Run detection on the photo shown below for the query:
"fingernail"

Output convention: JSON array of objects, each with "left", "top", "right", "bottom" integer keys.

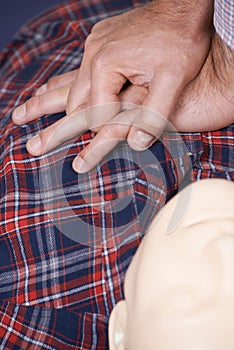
[
  {"left": 131, "top": 131, "right": 155, "bottom": 150},
  {"left": 27, "top": 135, "right": 42, "bottom": 153},
  {"left": 73, "top": 156, "right": 89, "bottom": 173},
  {"left": 36, "top": 84, "right": 47, "bottom": 96},
  {"left": 12, "top": 104, "right": 26, "bottom": 121}
]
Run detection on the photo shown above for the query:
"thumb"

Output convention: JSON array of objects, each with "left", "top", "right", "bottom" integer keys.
[{"left": 127, "top": 75, "right": 184, "bottom": 151}]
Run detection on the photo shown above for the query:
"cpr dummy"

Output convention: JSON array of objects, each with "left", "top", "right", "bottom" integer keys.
[{"left": 109, "top": 179, "right": 234, "bottom": 350}]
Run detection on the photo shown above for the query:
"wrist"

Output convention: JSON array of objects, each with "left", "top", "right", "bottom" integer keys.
[
  {"left": 212, "top": 33, "right": 234, "bottom": 84},
  {"left": 148, "top": 0, "right": 213, "bottom": 36}
]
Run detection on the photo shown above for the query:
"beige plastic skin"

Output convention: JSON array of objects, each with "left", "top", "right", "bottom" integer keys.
[{"left": 109, "top": 179, "right": 234, "bottom": 350}]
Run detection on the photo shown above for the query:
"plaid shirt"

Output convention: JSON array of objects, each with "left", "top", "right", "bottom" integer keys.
[
  {"left": 214, "top": 0, "right": 234, "bottom": 50},
  {"left": 0, "top": 0, "right": 234, "bottom": 349}
]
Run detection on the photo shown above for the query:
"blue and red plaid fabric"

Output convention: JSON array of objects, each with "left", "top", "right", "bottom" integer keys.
[
  {"left": 0, "top": 0, "right": 234, "bottom": 349},
  {"left": 214, "top": 0, "right": 234, "bottom": 50}
]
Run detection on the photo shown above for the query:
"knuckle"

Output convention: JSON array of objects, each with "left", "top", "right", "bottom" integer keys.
[
  {"left": 46, "top": 76, "right": 57, "bottom": 89},
  {"left": 25, "top": 96, "right": 40, "bottom": 116},
  {"left": 102, "top": 41, "right": 115, "bottom": 55},
  {"left": 91, "top": 54, "right": 103, "bottom": 71},
  {"left": 89, "top": 125, "right": 100, "bottom": 133},
  {"left": 40, "top": 123, "right": 59, "bottom": 148},
  {"left": 78, "top": 147, "right": 89, "bottom": 160},
  {"left": 90, "top": 20, "right": 105, "bottom": 33},
  {"left": 103, "top": 123, "right": 123, "bottom": 139},
  {"left": 58, "top": 85, "right": 70, "bottom": 99},
  {"left": 84, "top": 33, "right": 96, "bottom": 50},
  {"left": 91, "top": 50, "right": 108, "bottom": 71},
  {"left": 84, "top": 34, "right": 102, "bottom": 58}
]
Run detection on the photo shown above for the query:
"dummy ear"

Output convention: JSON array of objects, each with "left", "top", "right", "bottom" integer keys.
[{"left": 109, "top": 300, "right": 127, "bottom": 350}]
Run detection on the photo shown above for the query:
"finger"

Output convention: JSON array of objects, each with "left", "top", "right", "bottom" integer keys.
[
  {"left": 12, "top": 85, "right": 71, "bottom": 125},
  {"left": 35, "top": 70, "right": 78, "bottom": 96},
  {"left": 127, "top": 74, "right": 184, "bottom": 151},
  {"left": 66, "top": 31, "right": 116, "bottom": 115},
  {"left": 26, "top": 106, "right": 88, "bottom": 156},
  {"left": 66, "top": 67, "right": 91, "bottom": 115},
  {"left": 87, "top": 56, "right": 127, "bottom": 130},
  {"left": 66, "top": 33, "right": 101, "bottom": 115},
  {"left": 72, "top": 108, "right": 139, "bottom": 173},
  {"left": 119, "top": 84, "right": 147, "bottom": 105}
]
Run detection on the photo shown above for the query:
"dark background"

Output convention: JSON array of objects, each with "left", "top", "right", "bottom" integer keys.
[{"left": 0, "top": 1, "right": 69, "bottom": 51}]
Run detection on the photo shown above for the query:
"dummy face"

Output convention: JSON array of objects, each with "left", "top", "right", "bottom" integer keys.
[{"left": 109, "top": 179, "right": 234, "bottom": 350}]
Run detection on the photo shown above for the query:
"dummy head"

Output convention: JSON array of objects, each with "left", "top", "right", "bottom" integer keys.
[{"left": 109, "top": 179, "right": 234, "bottom": 350}]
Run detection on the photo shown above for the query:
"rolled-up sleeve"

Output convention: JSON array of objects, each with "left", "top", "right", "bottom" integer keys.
[{"left": 214, "top": 0, "right": 234, "bottom": 50}]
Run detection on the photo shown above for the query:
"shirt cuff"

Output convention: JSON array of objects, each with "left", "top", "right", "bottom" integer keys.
[{"left": 214, "top": 0, "right": 234, "bottom": 50}]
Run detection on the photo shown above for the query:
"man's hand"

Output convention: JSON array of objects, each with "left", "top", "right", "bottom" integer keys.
[{"left": 12, "top": 0, "right": 213, "bottom": 172}]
